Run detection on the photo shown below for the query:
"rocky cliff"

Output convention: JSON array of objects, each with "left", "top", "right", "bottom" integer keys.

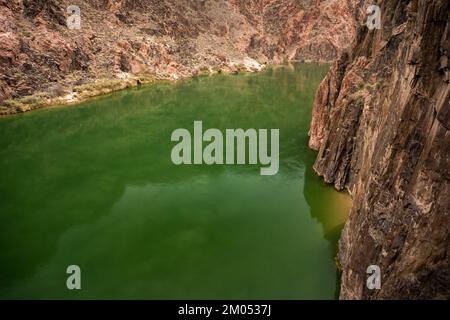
[
  {"left": 309, "top": 0, "right": 449, "bottom": 299},
  {"left": 0, "top": 0, "right": 359, "bottom": 114}
]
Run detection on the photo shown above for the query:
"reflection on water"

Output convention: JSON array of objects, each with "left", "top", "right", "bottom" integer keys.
[{"left": 0, "top": 64, "right": 351, "bottom": 299}]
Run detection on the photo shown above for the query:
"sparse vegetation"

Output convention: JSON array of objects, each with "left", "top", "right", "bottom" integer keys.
[
  {"left": 196, "top": 66, "right": 211, "bottom": 77},
  {"left": 0, "top": 74, "right": 157, "bottom": 115},
  {"left": 357, "top": 81, "right": 366, "bottom": 90},
  {"left": 233, "top": 63, "right": 248, "bottom": 74},
  {"left": 2, "top": 94, "right": 46, "bottom": 113}
]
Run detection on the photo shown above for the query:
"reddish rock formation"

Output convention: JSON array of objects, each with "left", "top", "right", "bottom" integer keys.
[
  {"left": 309, "top": 0, "right": 450, "bottom": 299},
  {"left": 0, "top": 0, "right": 359, "bottom": 112},
  {"left": 231, "top": 0, "right": 359, "bottom": 63}
]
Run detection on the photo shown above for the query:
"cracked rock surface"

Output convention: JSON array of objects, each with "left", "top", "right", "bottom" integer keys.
[{"left": 309, "top": 0, "right": 450, "bottom": 299}]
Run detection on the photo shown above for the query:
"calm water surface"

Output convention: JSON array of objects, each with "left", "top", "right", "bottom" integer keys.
[{"left": 0, "top": 64, "right": 351, "bottom": 299}]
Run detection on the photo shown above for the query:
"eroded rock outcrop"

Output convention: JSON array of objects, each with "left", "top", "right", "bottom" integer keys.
[
  {"left": 0, "top": 0, "right": 359, "bottom": 113},
  {"left": 309, "top": 0, "right": 450, "bottom": 299}
]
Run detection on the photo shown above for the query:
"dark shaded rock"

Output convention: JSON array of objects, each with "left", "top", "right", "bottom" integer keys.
[
  {"left": 309, "top": 0, "right": 450, "bottom": 299},
  {"left": 71, "top": 47, "right": 89, "bottom": 71},
  {"left": 23, "top": 0, "right": 65, "bottom": 26}
]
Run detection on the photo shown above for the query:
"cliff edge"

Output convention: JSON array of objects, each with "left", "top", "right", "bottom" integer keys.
[{"left": 309, "top": 0, "right": 449, "bottom": 299}]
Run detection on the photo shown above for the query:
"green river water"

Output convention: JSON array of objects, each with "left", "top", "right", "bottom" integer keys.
[{"left": 0, "top": 63, "right": 351, "bottom": 299}]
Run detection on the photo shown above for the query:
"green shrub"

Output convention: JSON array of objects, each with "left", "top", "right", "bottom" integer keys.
[{"left": 3, "top": 99, "right": 24, "bottom": 109}]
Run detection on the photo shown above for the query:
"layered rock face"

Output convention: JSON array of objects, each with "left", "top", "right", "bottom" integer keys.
[
  {"left": 0, "top": 0, "right": 359, "bottom": 110},
  {"left": 310, "top": 0, "right": 449, "bottom": 299},
  {"left": 230, "top": 0, "right": 359, "bottom": 62}
]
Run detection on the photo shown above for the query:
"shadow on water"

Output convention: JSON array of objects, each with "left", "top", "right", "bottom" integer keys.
[{"left": 302, "top": 140, "right": 352, "bottom": 299}]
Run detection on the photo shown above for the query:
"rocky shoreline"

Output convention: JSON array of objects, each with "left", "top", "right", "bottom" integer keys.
[
  {"left": 0, "top": 58, "right": 265, "bottom": 116},
  {"left": 1, "top": 0, "right": 361, "bottom": 115}
]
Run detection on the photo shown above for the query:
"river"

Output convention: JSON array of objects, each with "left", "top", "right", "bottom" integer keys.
[{"left": 0, "top": 63, "right": 351, "bottom": 299}]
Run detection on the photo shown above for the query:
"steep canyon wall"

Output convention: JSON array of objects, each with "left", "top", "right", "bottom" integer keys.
[
  {"left": 309, "top": 0, "right": 449, "bottom": 299},
  {"left": 0, "top": 0, "right": 359, "bottom": 113}
]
